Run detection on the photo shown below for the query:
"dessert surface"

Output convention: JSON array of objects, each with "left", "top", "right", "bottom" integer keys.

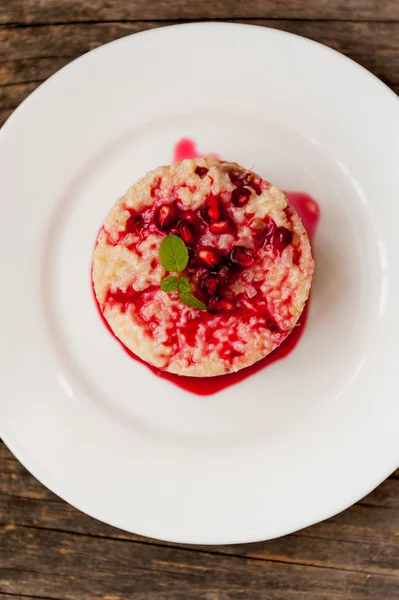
[{"left": 92, "top": 158, "right": 314, "bottom": 376}]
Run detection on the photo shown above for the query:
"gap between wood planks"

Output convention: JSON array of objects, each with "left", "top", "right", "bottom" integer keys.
[
  {"left": 1, "top": 523, "right": 399, "bottom": 580},
  {"left": 1, "top": 521, "right": 399, "bottom": 579},
  {"left": 0, "top": 592, "right": 61, "bottom": 600},
  {"left": 2, "top": 17, "right": 399, "bottom": 27},
  {"left": 3, "top": 82, "right": 398, "bottom": 90}
]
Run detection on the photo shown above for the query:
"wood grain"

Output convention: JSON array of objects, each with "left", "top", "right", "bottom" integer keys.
[
  {"left": 1, "top": 528, "right": 399, "bottom": 600},
  {"left": 1, "top": 0, "right": 399, "bottom": 24},
  {"left": 1, "top": 20, "right": 398, "bottom": 86},
  {"left": 0, "top": 1, "right": 398, "bottom": 598},
  {"left": 0, "top": 19, "right": 398, "bottom": 129},
  {"left": 0, "top": 596, "right": 40, "bottom": 600}
]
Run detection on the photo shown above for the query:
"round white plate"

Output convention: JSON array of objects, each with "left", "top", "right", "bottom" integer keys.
[{"left": 0, "top": 23, "right": 398, "bottom": 544}]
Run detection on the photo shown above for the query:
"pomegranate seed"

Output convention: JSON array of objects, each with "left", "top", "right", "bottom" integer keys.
[
  {"left": 232, "top": 186, "right": 251, "bottom": 207},
  {"left": 187, "top": 245, "right": 199, "bottom": 265},
  {"left": 201, "top": 196, "right": 220, "bottom": 221},
  {"left": 125, "top": 212, "right": 144, "bottom": 233},
  {"left": 273, "top": 227, "right": 293, "bottom": 250},
  {"left": 208, "top": 295, "right": 234, "bottom": 314},
  {"left": 246, "top": 175, "right": 262, "bottom": 195},
  {"left": 154, "top": 203, "right": 176, "bottom": 231},
  {"left": 195, "top": 267, "right": 208, "bottom": 279},
  {"left": 229, "top": 171, "right": 262, "bottom": 195},
  {"left": 228, "top": 171, "right": 243, "bottom": 187},
  {"left": 195, "top": 166, "right": 209, "bottom": 178},
  {"left": 229, "top": 246, "right": 256, "bottom": 268},
  {"left": 197, "top": 247, "right": 222, "bottom": 269},
  {"left": 182, "top": 211, "right": 207, "bottom": 235},
  {"left": 209, "top": 219, "right": 235, "bottom": 234},
  {"left": 178, "top": 219, "right": 195, "bottom": 244},
  {"left": 199, "top": 274, "right": 218, "bottom": 296}
]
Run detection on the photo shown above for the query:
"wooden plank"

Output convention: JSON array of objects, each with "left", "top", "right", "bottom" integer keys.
[
  {"left": 0, "top": 21, "right": 165, "bottom": 62},
  {"left": 299, "top": 503, "right": 399, "bottom": 546},
  {"left": 0, "top": 596, "right": 52, "bottom": 600},
  {"left": 0, "top": 82, "right": 40, "bottom": 113},
  {"left": 0, "top": 444, "right": 11, "bottom": 458},
  {"left": 1, "top": 526, "right": 399, "bottom": 600},
  {"left": 0, "top": 57, "right": 72, "bottom": 86},
  {"left": 0, "top": 445, "right": 58, "bottom": 501},
  {"left": 0, "top": 597, "right": 49, "bottom": 600},
  {"left": 360, "top": 479, "right": 399, "bottom": 509},
  {"left": 1, "top": 0, "right": 398, "bottom": 24},
  {"left": 1, "top": 483, "right": 399, "bottom": 575},
  {"left": 0, "top": 596, "right": 51, "bottom": 600},
  {"left": 0, "top": 110, "right": 15, "bottom": 127},
  {"left": 1, "top": 20, "right": 398, "bottom": 89}
]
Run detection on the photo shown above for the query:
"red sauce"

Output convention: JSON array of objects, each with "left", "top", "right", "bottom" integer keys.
[
  {"left": 286, "top": 191, "right": 320, "bottom": 242},
  {"left": 173, "top": 138, "right": 220, "bottom": 161},
  {"left": 92, "top": 138, "right": 320, "bottom": 395},
  {"left": 93, "top": 285, "right": 310, "bottom": 396}
]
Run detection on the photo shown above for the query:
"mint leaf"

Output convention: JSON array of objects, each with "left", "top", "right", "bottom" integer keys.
[
  {"left": 179, "top": 290, "right": 207, "bottom": 310},
  {"left": 159, "top": 234, "right": 188, "bottom": 273},
  {"left": 158, "top": 235, "right": 204, "bottom": 309},
  {"left": 161, "top": 276, "right": 179, "bottom": 293},
  {"left": 178, "top": 276, "right": 192, "bottom": 293}
]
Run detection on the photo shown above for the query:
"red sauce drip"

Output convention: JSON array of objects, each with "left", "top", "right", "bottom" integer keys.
[
  {"left": 93, "top": 139, "right": 320, "bottom": 395},
  {"left": 286, "top": 191, "right": 320, "bottom": 241},
  {"left": 173, "top": 138, "right": 220, "bottom": 162}
]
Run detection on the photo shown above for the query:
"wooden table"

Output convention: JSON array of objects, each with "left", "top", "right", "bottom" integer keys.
[{"left": 1, "top": 2, "right": 398, "bottom": 598}]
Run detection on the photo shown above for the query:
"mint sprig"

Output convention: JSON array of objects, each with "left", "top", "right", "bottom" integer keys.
[
  {"left": 177, "top": 275, "right": 191, "bottom": 293},
  {"left": 179, "top": 290, "right": 206, "bottom": 310},
  {"left": 159, "top": 234, "right": 188, "bottom": 272},
  {"left": 177, "top": 276, "right": 206, "bottom": 309},
  {"left": 161, "top": 275, "right": 179, "bottom": 292},
  {"left": 159, "top": 235, "right": 206, "bottom": 310}
]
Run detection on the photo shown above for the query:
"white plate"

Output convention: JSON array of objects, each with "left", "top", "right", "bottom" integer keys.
[{"left": 0, "top": 23, "right": 398, "bottom": 544}]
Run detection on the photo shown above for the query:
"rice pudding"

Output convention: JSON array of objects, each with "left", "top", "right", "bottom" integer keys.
[{"left": 92, "top": 158, "right": 314, "bottom": 377}]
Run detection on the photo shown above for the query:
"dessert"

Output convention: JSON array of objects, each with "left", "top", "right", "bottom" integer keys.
[{"left": 92, "top": 158, "right": 314, "bottom": 376}]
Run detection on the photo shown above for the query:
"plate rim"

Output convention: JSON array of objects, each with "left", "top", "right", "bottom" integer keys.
[
  {"left": 1, "top": 21, "right": 398, "bottom": 139},
  {"left": 0, "top": 21, "right": 398, "bottom": 545}
]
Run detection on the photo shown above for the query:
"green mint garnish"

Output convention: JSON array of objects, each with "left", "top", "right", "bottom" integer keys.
[
  {"left": 177, "top": 276, "right": 191, "bottom": 293},
  {"left": 159, "top": 234, "right": 188, "bottom": 273},
  {"left": 161, "top": 275, "right": 179, "bottom": 292},
  {"left": 178, "top": 291, "right": 207, "bottom": 310},
  {"left": 159, "top": 236, "right": 206, "bottom": 310}
]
